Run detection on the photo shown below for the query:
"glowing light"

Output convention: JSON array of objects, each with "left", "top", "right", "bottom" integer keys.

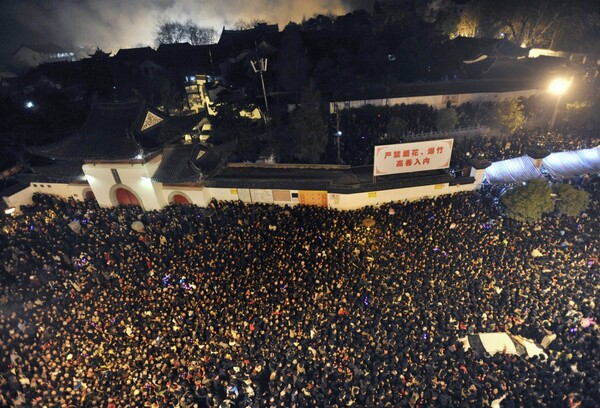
[
  {"left": 25, "top": 101, "right": 34, "bottom": 109},
  {"left": 548, "top": 78, "right": 571, "bottom": 95},
  {"left": 4, "top": 207, "right": 16, "bottom": 215}
]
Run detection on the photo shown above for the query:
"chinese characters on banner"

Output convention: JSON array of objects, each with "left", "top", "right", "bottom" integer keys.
[{"left": 373, "top": 139, "right": 454, "bottom": 176}]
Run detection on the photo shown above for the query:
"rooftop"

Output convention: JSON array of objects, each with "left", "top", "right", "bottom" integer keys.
[
  {"left": 31, "top": 98, "right": 202, "bottom": 162},
  {"left": 205, "top": 163, "right": 453, "bottom": 193}
]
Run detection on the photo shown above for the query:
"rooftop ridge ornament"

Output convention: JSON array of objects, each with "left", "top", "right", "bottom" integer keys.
[{"left": 141, "top": 110, "right": 164, "bottom": 132}]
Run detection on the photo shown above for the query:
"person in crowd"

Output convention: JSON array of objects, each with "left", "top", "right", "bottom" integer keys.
[
  {"left": 0, "top": 171, "right": 598, "bottom": 407},
  {"left": 336, "top": 102, "right": 600, "bottom": 172}
]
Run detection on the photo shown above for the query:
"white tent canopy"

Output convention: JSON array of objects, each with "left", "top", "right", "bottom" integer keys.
[
  {"left": 542, "top": 147, "right": 600, "bottom": 179},
  {"left": 484, "top": 156, "right": 542, "bottom": 184},
  {"left": 484, "top": 147, "right": 600, "bottom": 184}
]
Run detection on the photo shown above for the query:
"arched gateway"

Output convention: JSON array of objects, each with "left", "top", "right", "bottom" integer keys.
[{"left": 110, "top": 185, "right": 142, "bottom": 207}]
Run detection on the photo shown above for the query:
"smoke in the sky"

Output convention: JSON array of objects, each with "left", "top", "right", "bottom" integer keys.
[{"left": 0, "top": 0, "right": 373, "bottom": 59}]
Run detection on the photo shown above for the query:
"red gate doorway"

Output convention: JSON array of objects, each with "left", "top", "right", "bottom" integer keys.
[
  {"left": 115, "top": 188, "right": 140, "bottom": 206},
  {"left": 171, "top": 194, "right": 191, "bottom": 205},
  {"left": 84, "top": 190, "right": 96, "bottom": 201}
]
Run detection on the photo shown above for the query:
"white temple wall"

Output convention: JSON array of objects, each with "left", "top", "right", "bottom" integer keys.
[
  {"left": 82, "top": 162, "right": 162, "bottom": 211},
  {"left": 160, "top": 185, "right": 208, "bottom": 207}
]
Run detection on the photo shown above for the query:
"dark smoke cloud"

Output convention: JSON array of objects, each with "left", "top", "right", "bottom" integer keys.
[{"left": 0, "top": 0, "right": 373, "bottom": 61}]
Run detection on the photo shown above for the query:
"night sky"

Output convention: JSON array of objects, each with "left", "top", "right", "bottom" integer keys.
[{"left": 0, "top": 0, "right": 373, "bottom": 63}]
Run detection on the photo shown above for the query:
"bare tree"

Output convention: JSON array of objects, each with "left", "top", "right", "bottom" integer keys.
[
  {"left": 231, "top": 18, "right": 269, "bottom": 30},
  {"left": 455, "top": 5, "right": 481, "bottom": 37},
  {"left": 183, "top": 20, "right": 217, "bottom": 45},
  {"left": 155, "top": 20, "right": 217, "bottom": 46},
  {"left": 475, "top": 0, "right": 598, "bottom": 48},
  {"left": 155, "top": 21, "right": 186, "bottom": 45}
]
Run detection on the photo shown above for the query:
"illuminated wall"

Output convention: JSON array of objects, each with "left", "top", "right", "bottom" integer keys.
[{"left": 82, "top": 156, "right": 163, "bottom": 211}]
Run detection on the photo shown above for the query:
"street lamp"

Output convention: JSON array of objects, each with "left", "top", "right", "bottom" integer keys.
[
  {"left": 336, "top": 130, "right": 342, "bottom": 163},
  {"left": 335, "top": 111, "right": 342, "bottom": 163},
  {"left": 251, "top": 58, "right": 270, "bottom": 123},
  {"left": 548, "top": 77, "right": 572, "bottom": 129}
]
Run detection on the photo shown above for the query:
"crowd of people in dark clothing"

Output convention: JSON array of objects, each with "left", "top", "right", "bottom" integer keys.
[
  {"left": 335, "top": 101, "right": 600, "bottom": 171},
  {"left": 1, "top": 174, "right": 598, "bottom": 407},
  {"left": 335, "top": 104, "right": 437, "bottom": 166},
  {"left": 449, "top": 125, "right": 600, "bottom": 176}
]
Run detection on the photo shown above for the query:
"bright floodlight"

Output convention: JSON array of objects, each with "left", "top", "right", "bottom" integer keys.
[{"left": 548, "top": 78, "right": 571, "bottom": 95}]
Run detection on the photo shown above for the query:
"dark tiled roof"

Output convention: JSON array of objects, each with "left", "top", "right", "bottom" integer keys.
[
  {"left": 113, "top": 47, "right": 156, "bottom": 62},
  {"left": 31, "top": 99, "right": 202, "bottom": 161},
  {"left": 524, "top": 56, "right": 584, "bottom": 74},
  {"left": 0, "top": 182, "right": 30, "bottom": 198},
  {"left": 153, "top": 141, "right": 235, "bottom": 184},
  {"left": 15, "top": 61, "right": 86, "bottom": 88},
  {"left": 155, "top": 44, "right": 218, "bottom": 75},
  {"left": 204, "top": 164, "right": 452, "bottom": 193},
  {"left": 451, "top": 37, "right": 529, "bottom": 60},
  {"left": 32, "top": 99, "right": 145, "bottom": 160},
  {"left": 156, "top": 42, "right": 193, "bottom": 53},
  {"left": 449, "top": 176, "right": 476, "bottom": 186},
  {"left": 18, "top": 160, "right": 85, "bottom": 184},
  {"left": 462, "top": 58, "right": 537, "bottom": 80},
  {"left": 217, "top": 24, "right": 280, "bottom": 53},
  {"left": 151, "top": 144, "right": 204, "bottom": 183},
  {"left": 13, "top": 43, "right": 67, "bottom": 55},
  {"left": 462, "top": 55, "right": 583, "bottom": 81},
  {"left": 330, "top": 168, "right": 451, "bottom": 193},
  {"left": 337, "top": 77, "right": 541, "bottom": 101},
  {"left": 205, "top": 177, "right": 331, "bottom": 190},
  {"left": 138, "top": 110, "right": 202, "bottom": 148},
  {"left": 206, "top": 165, "right": 335, "bottom": 190}
]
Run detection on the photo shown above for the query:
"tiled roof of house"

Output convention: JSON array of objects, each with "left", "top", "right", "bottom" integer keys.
[
  {"left": 204, "top": 164, "right": 453, "bottom": 193},
  {"left": 151, "top": 144, "right": 204, "bottom": 183},
  {"left": 155, "top": 43, "right": 219, "bottom": 75},
  {"left": 113, "top": 47, "right": 156, "bottom": 62},
  {"left": 152, "top": 141, "right": 235, "bottom": 184},
  {"left": 31, "top": 98, "right": 202, "bottom": 161},
  {"left": 451, "top": 37, "right": 529, "bottom": 61},
  {"left": 18, "top": 160, "right": 85, "bottom": 184}
]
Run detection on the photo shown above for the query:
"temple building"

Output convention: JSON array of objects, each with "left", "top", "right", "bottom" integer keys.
[
  {"left": 18, "top": 97, "right": 222, "bottom": 210},
  {"left": 1, "top": 94, "right": 490, "bottom": 212}
]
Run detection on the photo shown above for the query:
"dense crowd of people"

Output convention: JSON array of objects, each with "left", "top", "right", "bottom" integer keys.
[
  {"left": 336, "top": 104, "right": 437, "bottom": 165},
  {"left": 449, "top": 125, "right": 600, "bottom": 175},
  {"left": 1, "top": 177, "right": 599, "bottom": 407},
  {"left": 335, "top": 102, "right": 600, "bottom": 171}
]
